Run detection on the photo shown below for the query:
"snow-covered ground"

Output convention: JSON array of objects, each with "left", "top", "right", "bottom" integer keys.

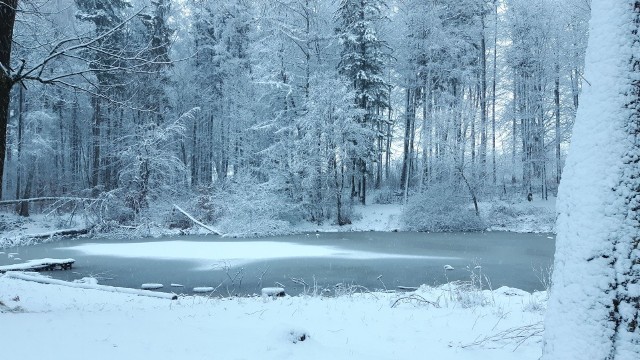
[
  {"left": 298, "top": 198, "right": 556, "bottom": 234},
  {"left": 294, "top": 203, "right": 404, "bottom": 233},
  {"left": 0, "top": 212, "right": 89, "bottom": 248},
  {"left": 0, "top": 274, "right": 546, "bottom": 360}
]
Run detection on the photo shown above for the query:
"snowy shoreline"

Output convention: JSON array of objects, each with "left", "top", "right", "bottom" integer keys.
[{"left": 0, "top": 200, "right": 556, "bottom": 248}]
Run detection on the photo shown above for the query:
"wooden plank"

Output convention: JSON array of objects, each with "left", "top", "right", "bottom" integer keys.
[{"left": 0, "top": 258, "right": 75, "bottom": 273}]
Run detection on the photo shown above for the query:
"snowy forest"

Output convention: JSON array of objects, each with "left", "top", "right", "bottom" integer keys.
[
  {"left": 0, "top": 0, "right": 589, "bottom": 234},
  {"left": 4, "top": 1, "right": 640, "bottom": 359}
]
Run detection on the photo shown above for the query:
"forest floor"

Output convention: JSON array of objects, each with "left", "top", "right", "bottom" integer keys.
[{"left": 0, "top": 273, "right": 546, "bottom": 360}]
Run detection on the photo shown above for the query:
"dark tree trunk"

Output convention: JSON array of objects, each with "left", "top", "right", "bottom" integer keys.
[
  {"left": 91, "top": 96, "right": 101, "bottom": 192},
  {"left": 15, "top": 83, "right": 23, "bottom": 200},
  {"left": 480, "top": 13, "right": 488, "bottom": 179},
  {"left": 0, "top": 0, "right": 18, "bottom": 200},
  {"left": 18, "top": 168, "right": 34, "bottom": 217},
  {"left": 492, "top": 0, "right": 498, "bottom": 185},
  {"left": 401, "top": 88, "right": 414, "bottom": 190},
  {"left": 555, "top": 65, "right": 562, "bottom": 185}
]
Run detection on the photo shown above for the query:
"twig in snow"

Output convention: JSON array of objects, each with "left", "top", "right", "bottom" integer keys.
[
  {"left": 391, "top": 294, "right": 440, "bottom": 308},
  {"left": 461, "top": 322, "right": 543, "bottom": 351}
]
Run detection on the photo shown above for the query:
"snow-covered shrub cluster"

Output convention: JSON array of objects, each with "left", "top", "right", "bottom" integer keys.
[
  {"left": 402, "top": 185, "right": 486, "bottom": 232},
  {"left": 199, "top": 175, "right": 297, "bottom": 237},
  {"left": 486, "top": 200, "right": 556, "bottom": 233},
  {"left": 369, "top": 187, "right": 401, "bottom": 205}
]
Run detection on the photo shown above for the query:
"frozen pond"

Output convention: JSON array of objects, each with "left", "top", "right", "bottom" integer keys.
[{"left": 0, "top": 231, "right": 554, "bottom": 296}]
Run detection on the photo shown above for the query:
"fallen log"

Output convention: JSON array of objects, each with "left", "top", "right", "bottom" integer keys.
[
  {"left": 29, "top": 227, "right": 92, "bottom": 240},
  {"left": 0, "top": 197, "right": 98, "bottom": 206},
  {"left": 173, "top": 204, "right": 222, "bottom": 235},
  {"left": 4, "top": 272, "right": 178, "bottom": 300}
]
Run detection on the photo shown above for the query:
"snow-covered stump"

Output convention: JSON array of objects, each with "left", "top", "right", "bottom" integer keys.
[{"left": 261, "top": 287, "right": 286, "bottom": 298}]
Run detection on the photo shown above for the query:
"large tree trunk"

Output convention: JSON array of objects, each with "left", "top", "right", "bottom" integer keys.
[
  {"left": 0, "top": 0, "right": 18, "bottom": 200},
  {"left": 543, "top": 1, "right": 640, "bottom": 358}
]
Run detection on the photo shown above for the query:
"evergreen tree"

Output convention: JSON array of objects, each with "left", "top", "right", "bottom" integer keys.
[
  {"left": 75, "top": 0, "right": 132, "bottom": 191},
  {"left": 336, "top": 0, "right": 390, "bottom": 204}
]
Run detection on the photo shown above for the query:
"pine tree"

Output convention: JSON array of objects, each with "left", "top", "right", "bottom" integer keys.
[
  {"left": 75, "top": 0, "right": 131, "bottom": 191},
  {"left": 336, "top": 0, "right": 390, "bottom": 204},
  {"left": 138, "top": 0, "right": 174, "bottom": 126}
]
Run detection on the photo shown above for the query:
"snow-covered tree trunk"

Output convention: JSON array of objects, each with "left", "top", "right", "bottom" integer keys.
[{"left": 542, "top": 1, "right": 640, "bottom": 359}]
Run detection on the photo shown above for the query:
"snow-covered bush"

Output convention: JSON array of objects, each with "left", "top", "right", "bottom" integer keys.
[
  {"left": 486, "top": 200, "right": 555, "bottom": 233},
  {"left": 402, "top": 185, "right": 486, "bottom": 232},
  {"left": 370, "top": 187, "right": 401, "bottom": 205},
  {"left": 201, "top": 175, "right": 296, "bottom": 237},
  {"left": 117, "top": 109, "right": 196, "bottom": 215}
]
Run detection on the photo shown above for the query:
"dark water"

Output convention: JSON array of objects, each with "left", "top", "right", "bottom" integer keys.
[{"left": 0, "top": 231, "right": 555, "bottom": 296}]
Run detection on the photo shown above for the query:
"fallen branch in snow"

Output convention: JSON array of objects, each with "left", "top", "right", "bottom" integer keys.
[
  {"left": 28, "top": 227, "right": 92, "bottom": 239},
  {"left": 461, "top": 322, "right": 543, "bottom": 350},
  {"left": 396, "top": 286, "right": 419, "bottom": 291},
  {"left": 173, "top": 204, "right": 222, "bottom": 235},
  {"left": 391, "top": 294, "right": 440, "bottom": 308},
  {"left": 4, "top": 272, "right": 178, "bottom": 300},
  {"left": 0, "top": 197, "right": 97, "bottom": 206}
]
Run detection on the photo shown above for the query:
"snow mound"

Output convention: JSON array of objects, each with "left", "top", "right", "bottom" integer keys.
[
  {"left": 141, "top": 283, "right": 163, "bottom": 290},
  {"left": 287, "top": 328, "right": 310, "bottom": 344},
  {"left": 261, "top": 287, "right": 286, "bottom": 297},
  {"left": 193, "top": 287, "right": 214, "bottom": 293},
  {"left": 73, "top": 277, "right": 98, "bottom": 285}
]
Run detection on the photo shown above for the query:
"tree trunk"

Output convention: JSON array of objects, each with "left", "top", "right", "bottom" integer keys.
[
  {"left": 512, "top": 76, "right": 518, "bottom": 184},
  {"left": 15, "top": 83, "right": 23, "bottom": 200},
  {"left": 543, "top": 2, "right": 640, "bottom": 358},
  {"left": 492, "top": 0, "right": 498, "bottom": 185},
  {"left": 401, "top": 88, "right": 414, "bottom": 190},
  {"left": 480, "top": 12, "right": 488, "bottom": 180},
  {"left": 91, "top": 96, "right": 101, "bottom": 192},
  {"left": 555, "top": 64, "right": 562, "bottom": 185},
  {"left": 0, "top": 0, "right": 18, "bottom": 200},
  {"left": 18, "top": 167, "right": 34, "bottom": 217}
]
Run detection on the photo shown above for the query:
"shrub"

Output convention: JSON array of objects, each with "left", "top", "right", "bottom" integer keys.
[{"left": 402, "top": 184, "right": 486, "bottom": 232}]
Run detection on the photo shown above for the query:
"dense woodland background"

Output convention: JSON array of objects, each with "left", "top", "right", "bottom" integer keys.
[{"left": 1, "top": 0, "right": 590, "bottom": 234}]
